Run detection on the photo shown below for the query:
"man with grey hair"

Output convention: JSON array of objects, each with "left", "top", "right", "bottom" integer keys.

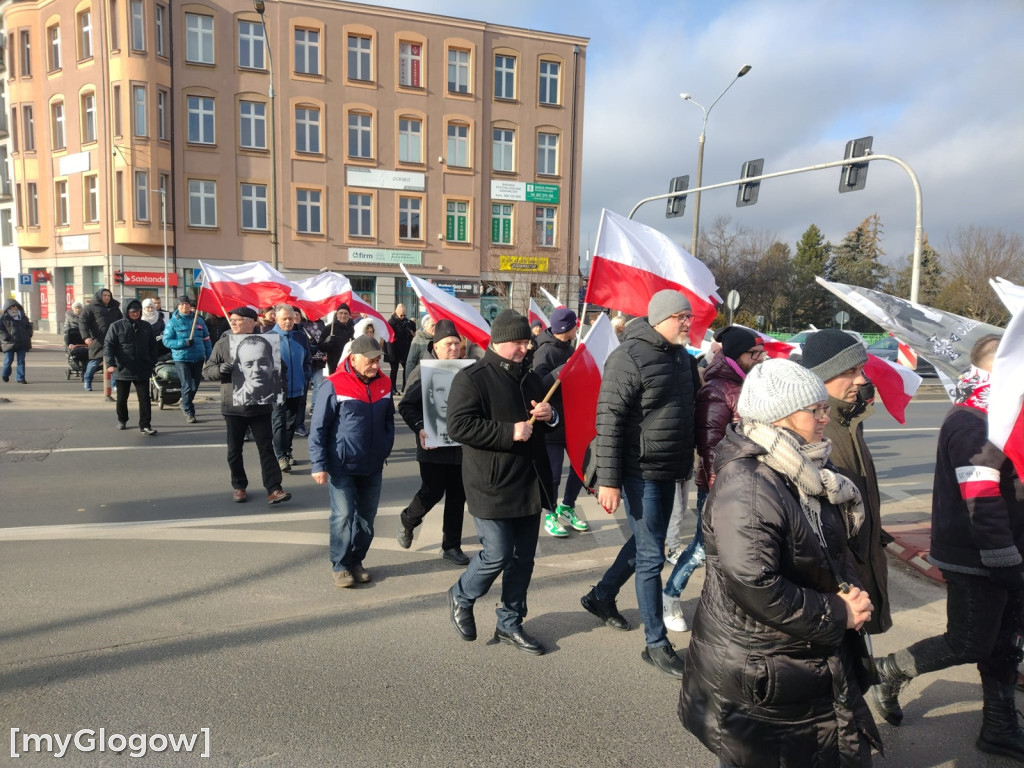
[
  {"left": 271, "top": 304, "right": 311, "bottom": 473},
  {"left": 581, "top": 289, "right": 701, "bottom": 678}
]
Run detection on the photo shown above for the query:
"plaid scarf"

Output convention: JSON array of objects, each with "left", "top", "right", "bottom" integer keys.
[{"left": 740, "top": 421, "right": 865, "bottom": 546}]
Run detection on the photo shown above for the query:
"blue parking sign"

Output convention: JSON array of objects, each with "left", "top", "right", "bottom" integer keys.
[{"left": 18, "top": 273, "right": 32, "bottom": 287}]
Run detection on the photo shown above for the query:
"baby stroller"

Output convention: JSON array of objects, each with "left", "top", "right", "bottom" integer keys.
[
  {"left": 66, "top": 345, "right": 89, "bottom": 380},
  {"left": 150, "top": 360, "right": 182, "bottom": 410}
]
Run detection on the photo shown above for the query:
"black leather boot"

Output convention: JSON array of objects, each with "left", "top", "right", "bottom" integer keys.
[
  {"left": 870, "top": 653, "right": 912, "bottom": 726},
  {"left": 977, "top": 680, "right": 1024, "bottom": 762}
]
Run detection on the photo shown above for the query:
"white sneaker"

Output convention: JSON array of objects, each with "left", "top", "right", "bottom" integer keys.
[
  {"left": 663, "top": 594, "right": 689, "bottom": 633},
  {"left": 666, "top": 548, "right": 682, "bottom": 565}
]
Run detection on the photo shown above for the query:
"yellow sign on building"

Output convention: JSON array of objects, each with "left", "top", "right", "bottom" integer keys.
[{"left": 498, "top": 255, "right": 550, "bottom": 272}]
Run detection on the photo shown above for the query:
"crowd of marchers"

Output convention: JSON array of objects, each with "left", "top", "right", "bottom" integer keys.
[{"left": 14, "top": 284, "right": 1023, "bottom": 768}]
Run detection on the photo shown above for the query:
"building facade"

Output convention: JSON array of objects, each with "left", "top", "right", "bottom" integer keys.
[{"left": 3, "top": 0, "right": 586, "bottom": 331}]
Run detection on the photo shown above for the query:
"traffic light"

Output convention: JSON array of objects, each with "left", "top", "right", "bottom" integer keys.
[
  {"left": 114, "top": 270, "right": 125, "bottom": 285},
  {"left": 736, "top": 159, "right": 764, "bottom": 207},
  {"left": 665, "top": 175, "right": 689, "bottom": 219},
  {"left": 839, "top": 136, "right": 873, "bottom": 193}
]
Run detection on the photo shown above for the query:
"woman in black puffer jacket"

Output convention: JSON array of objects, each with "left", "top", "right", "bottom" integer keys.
[{"left": 679, "top": 358, "right": 882, "bottom": 768}]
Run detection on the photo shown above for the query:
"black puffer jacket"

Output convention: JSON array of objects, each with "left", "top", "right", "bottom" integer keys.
[
  {"left": 398, "top": 347, "right": 462, "bottom": 466},
  {"left": 0, "top": 299, "right": 33, "bottom": 352},
  {"left": 679, "top": 426, "right": 881, "bottom": 767},
  {"left": 80, "top": 289, "right": 122, "bottom": 360},
  {"left": 446, "top": 348, "right": 554, "bottom": 519},
  {"left": 595, "top": 318, "right": 699, "bottom": 487},
  {"left": 102, "top": 300, "right": 157, "bottom": 381},
  {"left": 530, "top": 328, "right": 574, "bottom": 445},
  {"left": 319, "top": 315, "right": 355, "bottom": 375}
]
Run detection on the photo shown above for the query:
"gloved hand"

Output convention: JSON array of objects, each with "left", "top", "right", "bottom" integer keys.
[
  {"left": 989, "top": 567, "right": 1024, "bottom": 591},
  {"left": 219, "top": 363, "right": 233, "bottom": 376},
  {"left": 184, "top": 339, "right": 194, "bottom": 347}
]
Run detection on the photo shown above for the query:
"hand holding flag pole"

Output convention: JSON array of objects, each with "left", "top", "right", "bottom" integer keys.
[{"left": 527, "top": 380, "right": 562, "bottom": 424}]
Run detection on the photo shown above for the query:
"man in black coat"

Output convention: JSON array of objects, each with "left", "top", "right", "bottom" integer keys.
[
  {"left": 581, "top": 290, "right": 700, "bottom": 678},
  {"left": 103, "top": 299, "right": 158, "bottom": 435},
  {"left": 387, "top": 303, "right": 417, "bottom": 395},
  {"left": 445, "top": 309, "right": 557, "bottom": 655},
  {"left": 80, "top": 287, "right": 122, "bottom": 391}
]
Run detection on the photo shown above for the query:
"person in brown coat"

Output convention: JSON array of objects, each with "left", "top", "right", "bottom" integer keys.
[{"left": 801, "top": 329, "right": 891, "bottom": 635}]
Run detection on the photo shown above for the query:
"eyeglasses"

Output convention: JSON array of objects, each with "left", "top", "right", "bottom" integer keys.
[
  {"left": 669, "top": 312, "right": 694, "bottom": 322},
  {"left": 745, "top": 348, "right": 766, "bottom": 360},
  {"left": 798, "top": 404, "right": 831, "bottom": 420}
]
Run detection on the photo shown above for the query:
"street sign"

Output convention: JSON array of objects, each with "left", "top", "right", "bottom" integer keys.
[
  {"left": 726, "top": 290, "right": 741, "bottom": 310},
  {"left": 18, "top": 273, "right": 31, "bottom": 287},
  {"left": 193, "top": 268, "right": 205, "bottom": 287},
  {"left": 835, "top": 310, "right": 851, "bottom": 327},
  {"left": 525, "top": 183, "right": 560, "bottom": 204}
]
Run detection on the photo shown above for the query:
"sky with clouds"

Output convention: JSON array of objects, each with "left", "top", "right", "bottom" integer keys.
[{"left": 391, "top": 0, "right": 1023, "bottom": 269}]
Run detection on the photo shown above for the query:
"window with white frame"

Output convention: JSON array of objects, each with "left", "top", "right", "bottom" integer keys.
[
  {"left": 535, "top": 205, "right": 556, "bottom": 247},
  {"left": 188, "top": 179, "right": 216, "bottom": 227},
  {"left": 157, "top": 89, "right": 168, "bottom": 140},
  {"left": 398, "top": 42, "right": 421, "bottom": 87},
  {"left": 132, "top": 85, "right": 147, "bottom": 137},
  {"left": 295, "top": 106, "right": 321, "bottom": 154},
  {"left": 52, "top": 102, "right": 65, "bottom": 150},
  {"left": 539, "top": 60, "right": 560, "bottom": 105},
  {"left": 348, "top": 192, "right": 371, "bottom": 237},
  {"left": 347, "top": 112, "right": 371, "bottom": 158},
  {"left": 398, "top": 117, "right": 421, "bottom": 163},
  {"left": 446, "top": 122, "right": 469, "bottom": 167},
  {"left": 55, "top": 180, "right": 69, "bottom": 226},
  {"left": 130, "top": 0, "right": 145, "bottom": 52},
  {"left": 240, "top": 182, "right": 267, "bottom": 230},
  {"left": 81, "top": 92, "right": 96, "bottom": 142},
  {"left": 185, "top": 13, "right": 214, "bottom": 64},
  {"left": 493, "top": 128, "right": 514, "bottom": 172},
  {"left": 347, "top": 35, "right": 371, "bottom": 81},
  {"left": 77, "top": 11, "right": 92, "bottom": 59},
  {"left": 135, "top": 170, "right": 149, "bottom": 221},
  {"left": 445, "top": 200, "right": 469, "bottom": 243},
  {"left": 294, "top": 28, "right": 320, "bottom": 75},
  {"left": 398, "top": 196, "right": 421, "bottom": 240},
  {"left": 85, "top": 174, "right": 99, "bottom": 222},
  {"left": 495, "top": 55, "right": 516, "bottom": 100},
  {"left": 537, "top": 132, "right": 558, "bottom": 176},
  {"left": 447, "top": 48, "right": 470, "bottom": 94},
  {"left": 187, "top": 95, "right": 215, "bottom": 144},
  {"left": 48, "top": 25, "right": 61, "bottom": 71},
  {"left": 238, "top": 20, "right": 264, "bottom": 70},
  {"left": 155, "top": 5, "right": 166, "bottom": 57},
  {"left": 239, "top": 101, "right": 266, "bottom": 149},
  {"left": 491, "top": 203, "right": 513, "bottom": 245},
  {"left": 296, "top": 188, "right": 322, "bottom": 234}
]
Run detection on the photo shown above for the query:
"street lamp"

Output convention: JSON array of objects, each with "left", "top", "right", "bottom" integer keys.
[
  {"left": 254, "top": 0, "right": 279, "bottom": 270},
  {"left": 680, "top": 64, "right": 751, "bottom": 258},
  {"left": 151, "top": 186, "right": 168, "bottom": 306}
]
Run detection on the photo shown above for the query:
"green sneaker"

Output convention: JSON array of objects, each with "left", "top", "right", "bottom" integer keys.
[
  {"left": 544, "top": 511, "right": 569, "bottom": 537},
  {"left": 556, "top": 503, "right": 589, "bottom": 532}
]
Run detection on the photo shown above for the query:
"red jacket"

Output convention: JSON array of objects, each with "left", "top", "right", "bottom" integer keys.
[{"left": 696, "top": 352, "right": 745, "bottom": 490}]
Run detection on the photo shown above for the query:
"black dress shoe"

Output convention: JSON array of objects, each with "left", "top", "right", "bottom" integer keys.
[
  {"left": 447, "top": 586, "right": 476, "bottom": 641},
  {"left": 581, "top": 587, "right": 631, "bottom": 631},
  {"left": 441, "top": 547, "right": 470, "bottom": 566},
  {"left": 494, "top": 627, "right": 545, "bottom": 656},
  {"left": 642, "top": 644, "right": 685, "bottom": 678}
]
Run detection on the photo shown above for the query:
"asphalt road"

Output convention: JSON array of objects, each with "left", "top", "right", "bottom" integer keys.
[{"left": 1, "top": 347, "right": 1018, "bottom": 767}]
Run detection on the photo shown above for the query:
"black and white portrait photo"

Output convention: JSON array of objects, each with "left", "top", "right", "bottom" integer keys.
[
  {"left": 230, "top": 333, "right": 282, "bottom": 407},
  {"left": 420, "top": 359, "right": 473, "bottom": 448}
]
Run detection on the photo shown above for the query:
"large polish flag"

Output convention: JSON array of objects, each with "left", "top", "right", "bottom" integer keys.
[
  {"left": 990, "top": 309, "right": 1024, "bottom": 478},
  {"left": 864, "top": 353, "right": 922, "bottom": 425},
  {"left": 292, "top": 273, "right": 392, "bottom": 341},
  {"left": 539, "top": 286, "right": 565, "bottom": 309},
  {"left": 558, "top": 314, "right": 620, "bottom": 484},
  {"left": 586, "top": 209, "right": 722, "bottom": 346},
  {"left": 529, "top": 298, "right": 550, "bottom": 329},
  {"left": 401, "top": 266, "right": 491, "bottom": 349},
  {"left": 731, "top": 324, "right": 795, "bottom": 359},
  {"left": 196, "top": 261, "right": 294, "bottom": 316}
]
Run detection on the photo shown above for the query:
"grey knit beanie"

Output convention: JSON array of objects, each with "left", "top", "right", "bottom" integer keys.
[
  {"left": 489, "top": 309, "right": 532, "bottom": 344},
  {"left": 738, "top": 358, "right": 828, "bottom": 423},
  {"left": 647, "top": 290, "right": 691, "bottom": 327},
  {"left": 800, "top": 329, "right": 868, "bottom": 383}
]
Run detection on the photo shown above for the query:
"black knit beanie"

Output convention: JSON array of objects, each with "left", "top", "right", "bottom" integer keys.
[
  {"left": 433, "top": 319, "right": 459, "bottom": 342},
  {"left": 715, "top": 326, "right": 762, "bottom": 361},
  {"left": 800, "top": 329, "right": 867, "bottom": 382},
  {"left": 489, "top": 309, "right": 532, "bottom": 344}
]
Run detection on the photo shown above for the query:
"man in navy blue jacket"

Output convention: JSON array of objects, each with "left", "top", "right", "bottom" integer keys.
[
  {"left": 310, "top": 335, "right": 395, "bottom": 588},
  {"left": 271, "top": 305, "right": 311, "bottom": 473}
]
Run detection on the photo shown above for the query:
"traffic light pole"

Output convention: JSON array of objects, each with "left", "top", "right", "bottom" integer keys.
[{"left": 631, "top": 153, "right": 925, "bottom": 303}]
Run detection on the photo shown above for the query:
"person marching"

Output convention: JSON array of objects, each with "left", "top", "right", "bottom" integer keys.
[
  {"left": 103, "top": 299, "right": 159, "bottom": 435},
  {"left": 161, "top": 295, "right": 212, "bottom": 423}
]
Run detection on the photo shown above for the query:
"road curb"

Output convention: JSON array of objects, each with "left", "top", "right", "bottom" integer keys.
[{"left": 885, "top": 523, "right": 944, "bottom": 583}]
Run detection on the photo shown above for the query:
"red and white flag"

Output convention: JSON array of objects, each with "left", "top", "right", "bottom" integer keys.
[
  {"left": 529, "top": 298, "right": 550, "bottom": 329},
  {"left": 558, "top": 314, "right": 620, "bottom": 483},
  {"left": 292, "top": 272, "right": 392, "bottom": 341},
  {"left": 864, "top": 353, "right": 922, "bottom": 425},
  {"left": 196, "top": 261, "right": 293, "bottom": 316},
  {"left": 401, "top": 266, "right": 491, "bottom": 349},
  {"left": 895, "top": 337, "right": 919, "bottom": 370},
  {"left": 990, "top": 309, "right": 1024, "bottom": 478},
  {"left": 539, "top": 286, "right": 564, "bottom": 309},
  {"left": 586, "top": 209, "right": 722, "bottom": 346},
  {"left": 732, "top": 324, "right": 795, "bottom": 359}
]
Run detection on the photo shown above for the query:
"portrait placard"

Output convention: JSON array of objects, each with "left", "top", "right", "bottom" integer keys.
[
  {"left": 229, "top": 333, "right": 283, "bottom": 406},
  {"left": 420, "top": 359, "right": 474, "bottom": 448}
]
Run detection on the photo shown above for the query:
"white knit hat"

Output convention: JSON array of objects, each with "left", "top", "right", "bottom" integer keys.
[{"left": 738, "top": 358, "right": 828, "bottom": 423}]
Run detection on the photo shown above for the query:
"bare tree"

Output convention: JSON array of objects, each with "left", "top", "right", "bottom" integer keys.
[{"left": 935, "top": 226, "right": 1024, "bottom": 325}]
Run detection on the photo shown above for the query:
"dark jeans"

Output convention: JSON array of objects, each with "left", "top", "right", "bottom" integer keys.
[
  {"left": 2, "top": 349, "right": 26, "bottom": 381},
  {"left": 896, "top": 570, "right": 1024, "bottom": 686},
  {"left": 400, "top": 462, "right": 466, "bottom": 550},
  {"left": 174, "top": 359, "right": 204, "bottom": 416},
  {"left": 453, "top": 514, "right": 540, "bottom": 633},
  {"left": 115, "top": 378, "right": 152, "bottom": 428},
  {"left": 272, "top": 396, "right": 303, "bottom": 460},
  {"left": 225, "top": 413, "right": 282, "bottom": 493},
  {"left": 545, "top": 442, "right": 585, "bottom": 509},
  {"left": 595, "top": 477, "right": 675, "bottom": 647},
  {"left": 390, "top": 357, "right": 407, "bottom": 392}
]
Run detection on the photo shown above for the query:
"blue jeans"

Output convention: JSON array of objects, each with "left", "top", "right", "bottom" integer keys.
[
  {"left": 174, "top": 360, "right": 204, "bottom": 416},
  {"left": 595, "top": 477, "right": 675, "bottom": 647},
  {"left": 453, "top": 514, "right": 540, "bottom": 633},
  {"left": 328, "top": 472, "right": 383, "bottom": 571},
  {"left": 84, "top": 358, "right": 101, "bottom": 388},
  {"left": 2, "top": 349, "right": 26, "bottom": 381},
  {"left": 665, "top": 486, "right": 708, "bottom": 598}
]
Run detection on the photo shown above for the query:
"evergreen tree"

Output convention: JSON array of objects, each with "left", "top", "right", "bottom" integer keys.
[
  {"left": 831, "top": 214, "right": 888, "bottom": 290},
  {"left": 884, "top": 234, "right": 943, "bottom": 303},
  {"left": 788, "top": 224, "right": 833, "bottom": 329}
]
